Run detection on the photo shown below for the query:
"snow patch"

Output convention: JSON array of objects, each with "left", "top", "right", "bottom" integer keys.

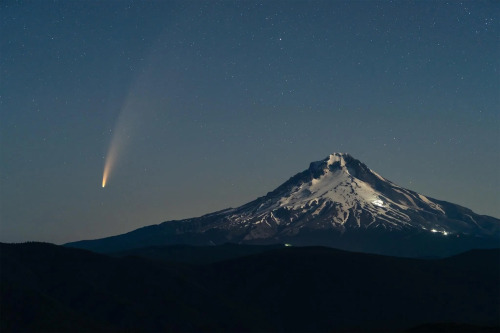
[
  {"left": 327, "top": 153, "right": 345, "bottom": 167},
  {"left": 418, "top": 194, "right": 445, "bottom": 214}
]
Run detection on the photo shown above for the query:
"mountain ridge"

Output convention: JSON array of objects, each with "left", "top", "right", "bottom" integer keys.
[{"left": 66, "top": 153, "right": 500, "bottom": 257}]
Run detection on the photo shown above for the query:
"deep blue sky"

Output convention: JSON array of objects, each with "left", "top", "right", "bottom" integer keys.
[{"left": 1, "top": 1, "right": 499, "bottom": 244}]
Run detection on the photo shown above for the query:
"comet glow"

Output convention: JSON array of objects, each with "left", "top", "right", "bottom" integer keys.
[
  {"left": 102, "top": 142, "right": 118, "bottom": 188},
  {"left": 100, "top": 48, "right": 168, "bottom": 188},
  {"left": 101, "top": 92, "right": 141, "bottom": 188},
  {"left": 101, "top": 126, "right": 123, "bottom": 188}
]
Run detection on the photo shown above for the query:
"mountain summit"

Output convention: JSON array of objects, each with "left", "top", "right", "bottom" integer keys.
[
  {"left": 232, "top": 152, "right": 497, "bottom": 237},
  {"left": 67, "top": 153, "right": 500, "bottom": 257}
]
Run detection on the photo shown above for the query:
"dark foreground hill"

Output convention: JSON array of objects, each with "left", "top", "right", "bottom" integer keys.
[
  {"left": 111, "top": 243, "right": 286, "bottom": 264},
  {"left": 1, "top": 242, "right": 499, "bottom": 332}
]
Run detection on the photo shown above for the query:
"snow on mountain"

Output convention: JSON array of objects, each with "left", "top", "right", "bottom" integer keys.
[{"left": 190, "top": 153, "right": 498, "bottom": 241}]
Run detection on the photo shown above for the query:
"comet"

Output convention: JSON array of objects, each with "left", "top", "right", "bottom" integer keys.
[
  {"left": 101, "top": 52, "right": 158, "bottom": 188},
  {"left": 102, "top": 155, "right": 111, "bottom": 188},
  {"left": 101, "top": 95, "right": 138, "bottom": 188},
  {"left": 101, "top": 130, "right": 118, "bottom": 188}
]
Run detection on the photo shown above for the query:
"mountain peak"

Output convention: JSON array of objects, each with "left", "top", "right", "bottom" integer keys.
[
  {"left": 309, "top": 152, "right": 350, "bottom": 169},
  {"left": 241, "top": 153, "right": 499, "bottom": 240},
  {"left": 307, "top": 153, "right": 372, "bottom": 181},
  {"left": 326, "top": 152, "right": 351, "bottom": 165}
]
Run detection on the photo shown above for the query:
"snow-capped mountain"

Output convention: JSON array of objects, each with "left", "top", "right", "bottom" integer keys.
[
  {"left": 67, "top": 153, "right": 500, "bottom": 257},
  {"left": 213, "top": 153, "right": 499, "bottom": 239}
]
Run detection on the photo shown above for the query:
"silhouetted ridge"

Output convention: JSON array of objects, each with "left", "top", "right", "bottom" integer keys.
[{"left": 2, "top": 242, "right": 499, "bottom": 332}]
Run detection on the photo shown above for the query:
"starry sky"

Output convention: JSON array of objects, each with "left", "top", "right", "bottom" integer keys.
[{"left": 1, "top": 1, "right": 499, "bottom": 244}]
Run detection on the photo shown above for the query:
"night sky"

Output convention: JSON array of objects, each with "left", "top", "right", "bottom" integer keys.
[{"left": 1, "top": 1, "right": 499, "bottom": 244}]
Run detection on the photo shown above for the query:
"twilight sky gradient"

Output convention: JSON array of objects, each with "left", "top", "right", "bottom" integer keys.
[{"left": 1, "top": 1, "right": 499, "bottom": 244}]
